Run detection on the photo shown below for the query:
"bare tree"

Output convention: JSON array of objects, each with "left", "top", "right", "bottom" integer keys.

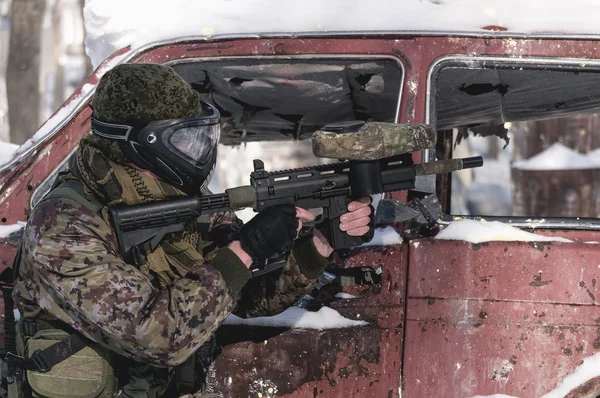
[
  {"left": 52, "top": 0, "right": 63, "bottom": 112},
  {"left": 6, "top": 0, "right": 46, "bottom": 144},
  {"left": 79, "top": 0, "right": 93, "bottom": 77}
]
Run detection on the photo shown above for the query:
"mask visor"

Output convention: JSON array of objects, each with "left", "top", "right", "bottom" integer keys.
[{"left": 166, "top": 121, "right": 221, "bottom": 164}]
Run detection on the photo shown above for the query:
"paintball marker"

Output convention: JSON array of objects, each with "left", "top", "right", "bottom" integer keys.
[{"left": 109, "top": 121, "right": 483, "bottom": 276}]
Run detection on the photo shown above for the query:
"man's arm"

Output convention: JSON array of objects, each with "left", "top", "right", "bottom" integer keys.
[
  {"left": 23, "top": 197, "right": 251, "bottom": 367},
  {"left": 200, "top": 198, "right": 372, "bottom": 318},
  {"left": 233, "top": 234, "right": 330, "bottom": 318},
  {"left": 198, "top": 209, "right": 328, "bottom": 318}
]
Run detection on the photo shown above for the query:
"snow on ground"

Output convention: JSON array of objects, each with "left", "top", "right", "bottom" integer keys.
[
  {"left": 223, "top": 306, "right": 367, "bottom": 329},
  {"left": 0, "top": 222, "right": 26, "bottom": 239},
  {"left": 334, "top": 292, "right": 357, "bottom": 299},
  {"left": 540, "top": 351, "right": 600, "bottom": 398},
  {"left": 436, "top": 219, "right": 572, "bottom": 243},
  {"left": 85, "top": 0, "right": 600, "bottom": 68},
  {"left": 514, "top": 142, "right": 598, "bottom": 170}
]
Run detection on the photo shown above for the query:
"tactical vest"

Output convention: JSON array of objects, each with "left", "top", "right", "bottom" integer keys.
[{"left": 0, "top": 179, "right": 208, "bottom": 398}]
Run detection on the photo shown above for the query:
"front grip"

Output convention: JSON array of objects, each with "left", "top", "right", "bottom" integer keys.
[{"left": 326, "top": 196, "right": 375, "bottom": 250}]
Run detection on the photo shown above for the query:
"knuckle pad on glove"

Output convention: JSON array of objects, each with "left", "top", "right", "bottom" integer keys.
[{"left": 238, "top": 205, "right": 298, "bottom": 260}]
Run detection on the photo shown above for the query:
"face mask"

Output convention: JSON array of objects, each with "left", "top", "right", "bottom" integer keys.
[{"left": 91, "top": 102, "right": 221, "bottom": 194}]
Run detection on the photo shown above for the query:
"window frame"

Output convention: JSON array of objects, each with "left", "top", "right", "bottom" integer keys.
[
  {"left": 426, "top": 55, "right": 600, "bottom": 230},
  {"left": 165, "top": 54, "right": 406, "bottom": 127}
]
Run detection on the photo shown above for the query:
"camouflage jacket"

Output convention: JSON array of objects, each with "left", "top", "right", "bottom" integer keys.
[{"left": 13, "top": 195, "right": 330, "bottom": 368}]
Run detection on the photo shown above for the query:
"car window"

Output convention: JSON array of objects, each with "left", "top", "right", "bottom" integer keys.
[
  {"left": 169, "top": 57, "right": 404, "bottom": 144},
  {"left": 430, "top": 58, "right": 600, "bottom": 221}
]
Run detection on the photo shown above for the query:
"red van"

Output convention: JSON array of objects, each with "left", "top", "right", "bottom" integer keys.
[{"left": 2, "top": 31, "right": 600, "bottom": 397}]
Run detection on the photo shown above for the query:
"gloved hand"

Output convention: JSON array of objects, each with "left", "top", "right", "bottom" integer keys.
[{"left": 238, "top": 204, "right": 299, "bottom": 261}]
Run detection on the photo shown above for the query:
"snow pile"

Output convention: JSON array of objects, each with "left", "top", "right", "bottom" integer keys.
[
  {"left": 84, "top": 0, "right": 600, "bottom": 69},
  {"left": 513, "top": 142, "right": 598, "bottom": 171},
  {"left": 0, "top": 222, "right": 26, "bottom": 239},
  {"left": 0, "top": 142, "right": 18, "bottom": 167},
  {"left": 223, "top": 306, "right": 367, "bottom": 329},
  {"left": 540, "top": 351, "right": 600, "bottom": 398},
  {"left": 335, "top": 292, "right": 357, "bottom": 299},
  {"left": 436, "top": 219, "right": 572, "bottom": 243},
  {"left": 362, "top": 226, "right": 402, "bottom": 246}
]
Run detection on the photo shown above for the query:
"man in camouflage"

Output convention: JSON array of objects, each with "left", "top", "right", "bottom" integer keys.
[{"left": 12, "top": 63, "right": 372, "bottom": 396}]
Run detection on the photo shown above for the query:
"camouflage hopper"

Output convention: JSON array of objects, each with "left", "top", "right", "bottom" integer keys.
[{"left": 312, "top": 122, "right": 437, "bottom": 161}]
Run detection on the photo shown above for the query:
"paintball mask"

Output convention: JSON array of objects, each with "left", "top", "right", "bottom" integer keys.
[{"left": 91, "top": 101, "right": 221, "bottom": 194}]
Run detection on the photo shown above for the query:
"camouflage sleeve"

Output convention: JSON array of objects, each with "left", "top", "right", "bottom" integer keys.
[
  {"left": 199, "top": 210, "right": 331, "bottom": 318},
  {"left": 23, "top": 198, "right": 250, "bottom": 367}
]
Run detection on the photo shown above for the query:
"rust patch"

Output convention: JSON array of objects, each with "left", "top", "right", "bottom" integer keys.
[
  {"left": 406, "top": 90, "right": 415, "bottom": 123},
  {"left": 566, "top": 375, "right": 600, "bottom": 398},
  {"left": 530, "top": 274, "right": 552, "bottom": 287},
  {"left": 208, "top": 326, "right": 387, "bottom": 397},
  {"left": 593, "top": 329, "right": 600, "bottom": 349},
  {"left": 519, "top": 333, "right": 527, "bottom": 341},
  {"left": 482, "top": 25, "right": 508, "bottom": 31},
  {"left": 274, "top": 43, "right": 285, "bottom": 55},
  {"left": 528, "top": 242, "right": 546, "bottom": 252},
  {"left": 578, "top": 281, "right": 596, "bottom": 302},
  {"left": 490, "top": 362, "right": 513, "bottom": 381}
]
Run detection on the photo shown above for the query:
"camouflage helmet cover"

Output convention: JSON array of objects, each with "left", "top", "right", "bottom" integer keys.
[{"left": 92, "top": 63, "right": 203, "bottom": 123}]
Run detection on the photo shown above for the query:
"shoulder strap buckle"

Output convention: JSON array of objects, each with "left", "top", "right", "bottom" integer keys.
[{"left": 25, "top": 350, "right": 51, "bottom": 373}]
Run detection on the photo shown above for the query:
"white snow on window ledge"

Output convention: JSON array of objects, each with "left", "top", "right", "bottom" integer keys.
[
  {"left": 223, "top": 306, "right": 367, "bottom": 330},
  {"left": 435, "top": 219, "right": 572, "bottom": 244},
  {"left": 540, "top": 351, "right": 600, "bottom": 398},
  {"left": 361, "top": 226, "right": 402, "bottom": 247},
  {"left": 0, "top": 222, "right": 26, "bottom": 239}
]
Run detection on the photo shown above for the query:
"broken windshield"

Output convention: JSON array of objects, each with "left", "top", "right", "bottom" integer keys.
[{"left": 170, "top": 57, "right": 404, "bottom": 145}]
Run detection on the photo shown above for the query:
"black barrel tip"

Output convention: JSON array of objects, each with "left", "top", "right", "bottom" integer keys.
[{"left": 462, "top": 156, "right": 484, "bottom": 169}]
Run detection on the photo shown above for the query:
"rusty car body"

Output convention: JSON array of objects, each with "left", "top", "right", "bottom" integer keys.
[{"left": 2, "top": 31, "right": 600, "bottom": 398}]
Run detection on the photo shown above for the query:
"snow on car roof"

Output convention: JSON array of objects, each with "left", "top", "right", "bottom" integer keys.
[{"left": 85, "top": 0, "right": 600, "bottom": 68}]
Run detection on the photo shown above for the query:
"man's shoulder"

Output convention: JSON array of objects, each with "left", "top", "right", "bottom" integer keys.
[{"left": 28, "top": 196, "right": 111, "bottom": 241}]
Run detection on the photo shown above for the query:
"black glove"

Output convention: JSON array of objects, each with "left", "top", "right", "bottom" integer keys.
[{"left": 239, "top": 204, "right": 299, "bottom": 261}]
